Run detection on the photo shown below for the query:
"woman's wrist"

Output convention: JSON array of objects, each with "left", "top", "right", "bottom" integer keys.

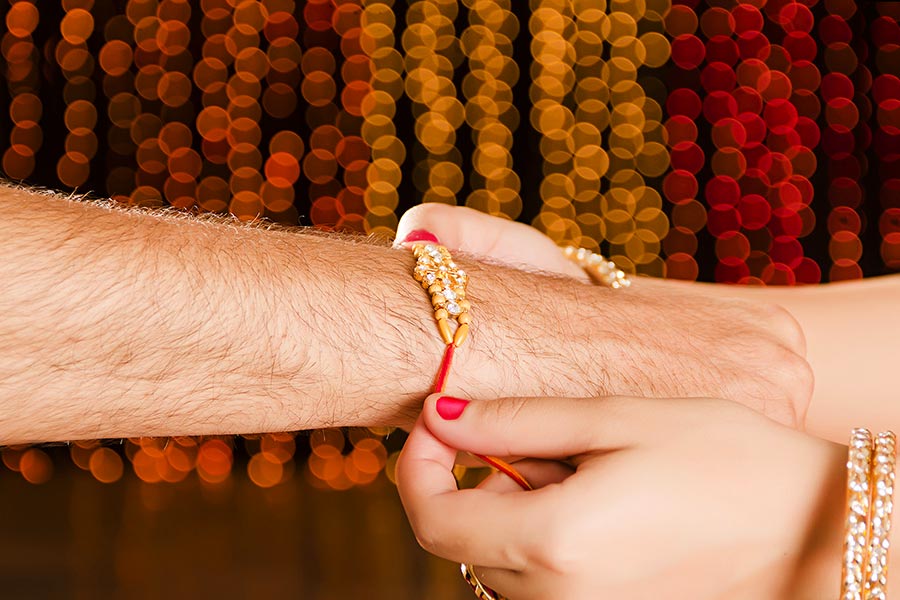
[
  {"left": 785, "top": 439, "right": 847, "bottom": 599},
  {"left": 789, "top": 434, "right": 900, "bottom": 600}
]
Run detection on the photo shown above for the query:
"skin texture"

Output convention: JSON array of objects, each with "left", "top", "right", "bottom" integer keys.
[
  {"left": 398, "top": 203, "right": 900, "bottom": 443},
  {"left": 394, "top": 205, "right": 900, "bottom": 599},
  {"left": 0, "top": 184, "right": 810, "bottom": 443},
  {"left": 397, "top": 394, "right": 860, "bottom": 600},
  {"left": 698, "top": 278, "right": 900, "bottom": 443}
]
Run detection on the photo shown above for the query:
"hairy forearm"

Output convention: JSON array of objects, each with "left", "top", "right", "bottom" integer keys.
[
  {"left": 1, "top": 186, "right": 358, "bottom": 441},
  {"left": 0, "top": 186, "right": 609, "bottom": 443}
]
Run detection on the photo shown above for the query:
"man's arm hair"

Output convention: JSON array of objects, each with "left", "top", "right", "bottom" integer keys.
[
  {"left": 0, "top": 184, "right": 593, "bottom": 443},
  {"left": 2, "top": 183, "right": 821, "bottom": 445}
]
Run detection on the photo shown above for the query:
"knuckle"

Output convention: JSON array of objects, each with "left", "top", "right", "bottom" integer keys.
[
  {"left": 762, "top": 303, "right": 807, "bottom": 354},
  {"left": 412, "top": 518, "right": 454, "bottom": 558},
  {"left": 780, "top": 351, "right": 814, "bottom": 424},
  {"left": 772, "top": 347, "right": 813, "bottom": 396},
  {"left": 412, "top": 522, "right": 439, "bottom": 554},
  {"left": 530, "top": 511, "right": 584, "bottom": 574},
  {"left": 741, "top": 346, "right": 813, "bottom": 426}
]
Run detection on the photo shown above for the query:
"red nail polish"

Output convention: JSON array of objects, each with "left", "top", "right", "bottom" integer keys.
[
  {"left": 435, "top": 396, "right": 469, "bottom": 420},
  {"left": 400, "top": 229, "right": 440, "bottom": 244}
]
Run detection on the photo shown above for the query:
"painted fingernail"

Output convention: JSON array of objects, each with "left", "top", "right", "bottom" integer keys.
[
  {"left": 435, "top": 396, "right": 469, "bottom": 420},
  {"left": 400, "top": 229, "right": 440, "bottom": 244}
]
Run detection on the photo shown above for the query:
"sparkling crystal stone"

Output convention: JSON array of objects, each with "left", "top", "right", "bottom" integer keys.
[
  {"left": 424, "top": 273, "right": 436, "bottom": 285},
  {"left": 443, "top": 288, "right": 457, "bottom": 301},
  {"left": 447, "top": 302, "right": 461, "bottom": 315}
]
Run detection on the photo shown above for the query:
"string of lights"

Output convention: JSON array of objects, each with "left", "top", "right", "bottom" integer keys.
[
  {"left": 404, "top": 0, "right": 464, "bottom": 205},
  {"left": 822, "top": 0, "right": 864, "bottom": 281},
  {"left": 462, "top": 0, "right": 522, "bottom": 219},
  {"left": 875, "top": 5, "right": 900, "bottom": 270},
  {"left": 361, "top": 0, "right": 406, "bottom": 236},
  {"left": 3, "top": 0, "right": 41, "bottom": 181}
]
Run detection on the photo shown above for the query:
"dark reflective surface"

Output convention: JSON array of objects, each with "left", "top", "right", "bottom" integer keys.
[{"left": 0, "top": 469, "right": 472, "bottom": 599}]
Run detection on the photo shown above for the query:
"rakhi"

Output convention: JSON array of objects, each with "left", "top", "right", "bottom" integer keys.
[
  {"left": 409, "top": 241, "right": 531, "bottom": 491},
  {"left": 408, "top": 239, "right": 630, "bottom": 600}
]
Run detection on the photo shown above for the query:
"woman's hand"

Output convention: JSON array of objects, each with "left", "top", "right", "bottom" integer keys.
[
  {"left": 395, "top": 204, "right": 813, "bottom": 428},
  {"left": 396, "top": 393, "right": 847, "bottom": 599}
]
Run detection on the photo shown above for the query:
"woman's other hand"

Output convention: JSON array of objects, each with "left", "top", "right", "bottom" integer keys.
[{"left": 397, "top": 393, "right": 847, "bottom": 599}]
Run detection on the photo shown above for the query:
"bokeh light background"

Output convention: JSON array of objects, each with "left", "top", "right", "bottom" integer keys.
[{"left": 1, "top": 0, "right": 899, "bottom": 595}]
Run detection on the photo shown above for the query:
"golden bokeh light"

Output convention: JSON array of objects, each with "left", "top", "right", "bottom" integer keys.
[{"left": 2, "top": 0, "right": 899, "bottom": 486}]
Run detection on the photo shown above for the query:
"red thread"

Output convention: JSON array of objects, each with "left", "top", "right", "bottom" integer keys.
[
  {"left": 433, "top": 343, "right": 455, "bottom": 393},
  {"left": 430, "top": 341, "right": 531, "bottom": 491},
  {"left": 474, "top": 454, "right": 533, "bottom": 491}
]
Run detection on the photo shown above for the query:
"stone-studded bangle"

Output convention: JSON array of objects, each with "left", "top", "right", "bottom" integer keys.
[
  {"left": 864, "top": 431, "right": 897, "bottom": 600},
  {"left": 843, "top": 428, "right": 875, "bottom": 600},
  {"left": 562, "top": 245, "right": 631, "bottom": 289}
]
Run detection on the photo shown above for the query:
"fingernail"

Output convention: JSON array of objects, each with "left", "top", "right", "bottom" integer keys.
[
  {"left": 400, "top": 229, "right": 440, "bottom": 244},
  {"left": 435, "top": 396, "right": 469, "bottom": 420}
]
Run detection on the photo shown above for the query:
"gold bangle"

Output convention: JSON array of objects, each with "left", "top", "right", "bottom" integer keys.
[
  {"left": 461, "top": 563, "right": 504, "bottom": 600},
  {"left": 561, "top": 245, "right": 631, "bottom": 289},
  {"left": 844, "top": 428, "right": 875, "bottom": 600},
  {"left": 864, "top": 431, "right": 897, "bottom": 600}
]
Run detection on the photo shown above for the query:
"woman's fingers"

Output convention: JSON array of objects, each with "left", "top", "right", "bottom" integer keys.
[
  {"left": 421, "top": 394, "right": 658, "bottom": 459},
  {"left": 394, "top": 203, "right": 588, "bottom": 281},
  {"left": 396, "top": 415, "right": 550, "bottom": 569}
]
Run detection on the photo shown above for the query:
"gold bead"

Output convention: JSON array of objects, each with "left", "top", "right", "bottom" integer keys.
[
  {"left": 437, "top": 318, "right": 453, "bottom": 345},
  {"left": 458, "top": 312, "right": 470, "bottom": 325},
  {"left": 435, "top": 308, "right": 449, "bottom": 320},
  {"left": 432, "top": 294, "right": 446, "bottom": 306},
  {"left": 453, "top": 323, "right": 469, "bottom": 347},
  {"left": 428, "top": 283, "right": 443, "bottom": 294},
  {"left": 460, "top": 299, "right": 471, "bottom": 311}
]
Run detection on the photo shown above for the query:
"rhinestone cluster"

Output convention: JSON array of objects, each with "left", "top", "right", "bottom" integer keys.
[
  {"left": 562, "top": 246, "right": 632, "bottom": 289},
  {"left": 844, "top": 429, "right": 874, "bottom": 600},
  {"left": 412, "top": 243, "right": 471, "bottom": 347},
  {"left": 865, "top": 431, "right": 897, "bottom": 600}
]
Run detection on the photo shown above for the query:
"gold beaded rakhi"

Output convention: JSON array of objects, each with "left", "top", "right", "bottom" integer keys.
[
  {"left": 408, "top": 239, "right": 631, "bottom": 600},
  {"left": 409, "top": 241, "right": 530, "bottom": 489},
  {"left": 412, "top": 243, "right": 471, "bottom": 347}
]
